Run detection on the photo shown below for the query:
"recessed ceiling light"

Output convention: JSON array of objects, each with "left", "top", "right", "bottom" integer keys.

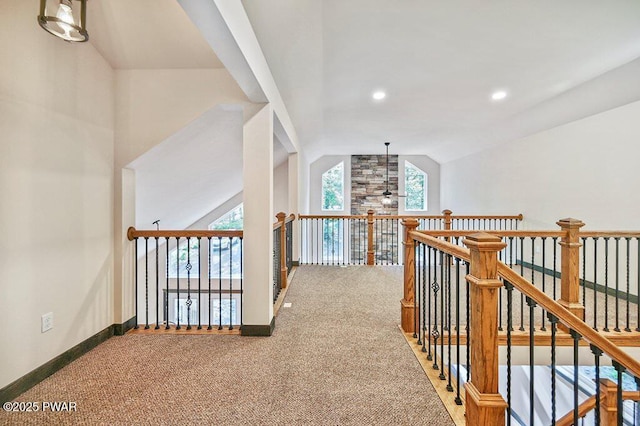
[
  {"left": 491, "top": 90, "right": 508, "bottom": 101},
  {"left": 372, "top": 91, "right": 386, "bottom": 100}
]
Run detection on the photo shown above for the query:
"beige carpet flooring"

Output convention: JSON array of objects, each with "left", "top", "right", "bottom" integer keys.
[{"left": 1, "top": 265, "right": 453, "bottom": 426}]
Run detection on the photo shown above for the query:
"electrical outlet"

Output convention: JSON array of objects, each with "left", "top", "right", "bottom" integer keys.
[{"left": 41, "top": 312, "right": 53, "bottom": 333}]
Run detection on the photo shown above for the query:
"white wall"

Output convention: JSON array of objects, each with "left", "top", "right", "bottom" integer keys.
[
  {"left": 113, "top": 68, "right": 248, "bottom": 324},
  {"left": 398, "top": 155, "right": 441, "bottom": 215},
  {"left": 441, "top": 99, "right": 640, "bottom": 230},
  {"left": 273, "top": 160, "right": 289, "bottom": 216},
  {"left": 0, "top": 1, "right": 115, "bottom": 388}
]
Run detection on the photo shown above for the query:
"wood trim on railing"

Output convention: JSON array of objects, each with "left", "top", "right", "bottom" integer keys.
[
  {"left": 555, "top": 395, "right": 596, "bottom": 426},
  {"left": 297, "top": 213, "right": 524, "bottom": 221},
  {"left": 127, "top": 227, "right": 243, "bottom": 240},
  {"left": 285, "top": 213, "right": 296, "bottom": 224},
  {"left": 579, "top": 231, "right": 640, "bottom": 237},
  {"left": 414, "top": 230, "right": 566, "bottom": 238},
  {"left": 298, "top": 214, "right": 368, "bottom": 219},
  {"left": 557, "top": 380, "right": 640, "bottom": 426}
]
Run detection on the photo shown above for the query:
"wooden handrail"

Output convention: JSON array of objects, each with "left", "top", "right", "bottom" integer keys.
[
  {"left": 297, "top": 213, "right": 524, "bottom": 221},
  {"left": 127, "top": 227, "right": 243, "bottom": 240},
  {"left": 414, "top": 229, "right": 566, "bottom": 238},
  {"left": 298, "top": 214, "right": 368, "bottom": 219},
  {"left": 556, "top": 395, "right": 596, "bottom": 426},
  {"left": 408, "top": 230, "right": 640, "bottom": 392},
  {"left": 579, "top": 231, "right": 640, "bottom": 238},
  {"left": 498, "top": 265, "right": 640, "bottom": 378},
  {"left": 450, "top": 213, "right": 524, "bottom": 220},
  {"left": 285, "top": 213, "right": 296, "bottom": 224},
  {"left": 556, "top": 384, "right": 640, "bottom": 426}
]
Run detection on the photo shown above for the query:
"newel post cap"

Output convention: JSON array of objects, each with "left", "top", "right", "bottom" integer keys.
[
  {"left": 442, "top": 209, "right": 452, "bottom": 215},
  {"left": 463, "top": 232, "right": 507, "bottom": 252},
  {"left": 276, "top": 212, "right": 286, "bottom": 222},
  {"left": 401, "top": 218, "right": 420, "bottom": 228},
  {"left": 556, "top": 218, "right": 585, "bottom": 229}
]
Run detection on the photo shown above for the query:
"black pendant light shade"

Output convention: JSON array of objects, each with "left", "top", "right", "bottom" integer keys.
[
  {"left": 381, "top": 142, "right": 392, "bottom": 205},
  {"left": 38, "top": 0, "right": 88, "bottom": 42}
]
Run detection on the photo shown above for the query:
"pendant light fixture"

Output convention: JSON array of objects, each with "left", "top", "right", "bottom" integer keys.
[
  {"left": 381, "top": 142, "right": 393, "bottom": 206},
  {"left": 38, "top": 0, "right": 88, "bottom": 42}
]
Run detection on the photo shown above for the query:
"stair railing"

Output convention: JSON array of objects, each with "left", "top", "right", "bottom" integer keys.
[{"left": 402, "top": 221, "right": 640, "bottom": 425}]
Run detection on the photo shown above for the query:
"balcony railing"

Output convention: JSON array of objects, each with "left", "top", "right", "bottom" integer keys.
[
  {"left": 127, "top": 228, "right": 243, "bottom": 332},
  {"left": 299, "top": 210, "right": 523, "bottom": 266},
  {"left": 401, "top": 218, "right": 640, "bottom": 425}
]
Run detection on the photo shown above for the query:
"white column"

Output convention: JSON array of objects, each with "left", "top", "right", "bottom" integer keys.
[
  {"left": 113, "top": 167, "right": 136, "bottom": 330},
  {"left": 242, "top": 104, "right": 274, "bottom": 334},
  {"left": 288, "top": 153, "right": 300, "bottom": 263}
]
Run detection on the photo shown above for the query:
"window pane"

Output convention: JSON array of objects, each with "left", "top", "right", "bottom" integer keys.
[
  {"left": 322, "top": 162, "right": 344, "bottom": 211},
  {"left": 405, "top": 161, "right": 427, "bottom": 210},
  {"left": 210, "top": 204, "right": 243, "bottom": 230}
]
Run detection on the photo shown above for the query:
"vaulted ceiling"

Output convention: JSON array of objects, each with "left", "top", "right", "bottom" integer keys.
[
  {"left": 242, "top": 0, "right": 640, "bottom": 162},
  {"left": 87, "top": 1, "right": 640, "bottom": 166}
]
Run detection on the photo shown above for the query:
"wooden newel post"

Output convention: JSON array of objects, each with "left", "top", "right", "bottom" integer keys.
[
  {"left": 557, "top": 218, "right": 585, "bottom": 322},
  {"left": 401, "top": 218, "right": 420, "bottom": 333},
  {"left": 463, "top": 233, "right": 508, "bottom": 426},
  {"left": 442, "top": 209, "right": 453, "bottom": 233},
  {"left": 599, "top": 378, "right": 619, "bottom": 425},
  {"left": 276, "top": 212, "right": 288, "bottom": 289},
  {"left": 367, "top": 209, "right": 375, "bottom": 265}
]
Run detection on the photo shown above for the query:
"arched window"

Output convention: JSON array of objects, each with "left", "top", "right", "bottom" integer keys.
[
  {"left": 405, "top": 161, "right": 427, "bottom": 211},
  {"left": 322, "top": 162, "right": 344, "bottom": 211}
]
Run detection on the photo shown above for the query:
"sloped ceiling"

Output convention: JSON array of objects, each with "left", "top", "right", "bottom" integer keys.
[
  {"left": 242, "top": 0, "right": 640, "bottom": 162},
  {"left": 130, "top": 106, "right": 244, "bottom": 230}
]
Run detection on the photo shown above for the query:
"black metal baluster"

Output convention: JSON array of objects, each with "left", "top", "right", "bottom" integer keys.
[
  {"left": 505, "top": 280, "right": 514, "bottom": 426},
  {"left": 604, "top": 238, "right": 610, "bottom": 331},
  {"left": 186, "top": 237, "right": 192, "bottom": 330},
  {"left": 165, "top": 238, "right": 169, "bottom": 330},
  {"left": 581, "top": 237, "right": 586, "bottom": 311},
  {"left": 613, "top": 361, "right": 625, "bottom": 426},
  {"left": 447, "top": 254, "right": 453, "bottom": 392},
  {"left": 207, "top": 237, "right": 212, "bottom": 330},
  {"left": 466, "top": 261, "right": 470, "bottom": 382},
  {"left": 440, "top": 250, "right": 446, "bottom": 382},
  {"left": 145, "top": 237, "right": 149, "bottom": 329},
  {"left": 499, "top": 246, "right": 503, "bottom": 332},
  {"left": 520, "top": 237, "right": 525, "bottom": 331},
  {"left": 422, "top": 244, "right": 427, "bottom": 354},
  {"left": 197, "top": 237, "right": 202, "bottom": 330},
  {"left": 571, "top": 330, "right": 581, "bottom": 426},
  {"left": 549, "top": 313, "right": 558, "bottom": 425},
  {"left": 590, "top": 344, "right": 602, "bottom": 426},
  {"left": 527, "top": 296, "right": 536, "bottom": 425},
  {"left": 155, "top": 237, "right": 160, "bottom": 330},
  {"left": 134, "top": 237, "right": 139, "bottom": 329},
  {"left": 427, "top": 247, "right": 432, "bottom": 361},
  {"left": 176, "top": 237, "right": 181, "bottom": 330},
  {"left": 239, "top": 236, "right": 243, "bottom": 329},
  {"left": 625, "top": 237, "right": 631, "bottom": 332},
  {"left": 615, "top": 237, "right": 621, "bottom": 332},
  {"left": 594, "top": 238, "right": 599, "bottom": 330},
  {"left": 455, "top": 257, "right": 462, "bottom": 405},
  {"left": 229, "top": 237, "right": 234, "bottom": 330},
  {"left": 218, "top": 237, "right": 222, "bottom": 330},
  {"left": 541, "top": 237, "right": 547, "bottom": 331},
  {"left": 553, "top": 237, "right": 558, "bottom": 300},
  {"left": 415, "top": 242, "right": 420, "bottom": 341},
  {"left": 432, "top": 248, "right": 440, "bottom": 371}
]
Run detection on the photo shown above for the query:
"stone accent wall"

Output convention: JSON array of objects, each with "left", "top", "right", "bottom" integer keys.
[
  {"left": 350, "top": 155, "right": 398, "bottom": 263},
  {"left": 350, "top": 155, "right": 398, "bottom": 215}
]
